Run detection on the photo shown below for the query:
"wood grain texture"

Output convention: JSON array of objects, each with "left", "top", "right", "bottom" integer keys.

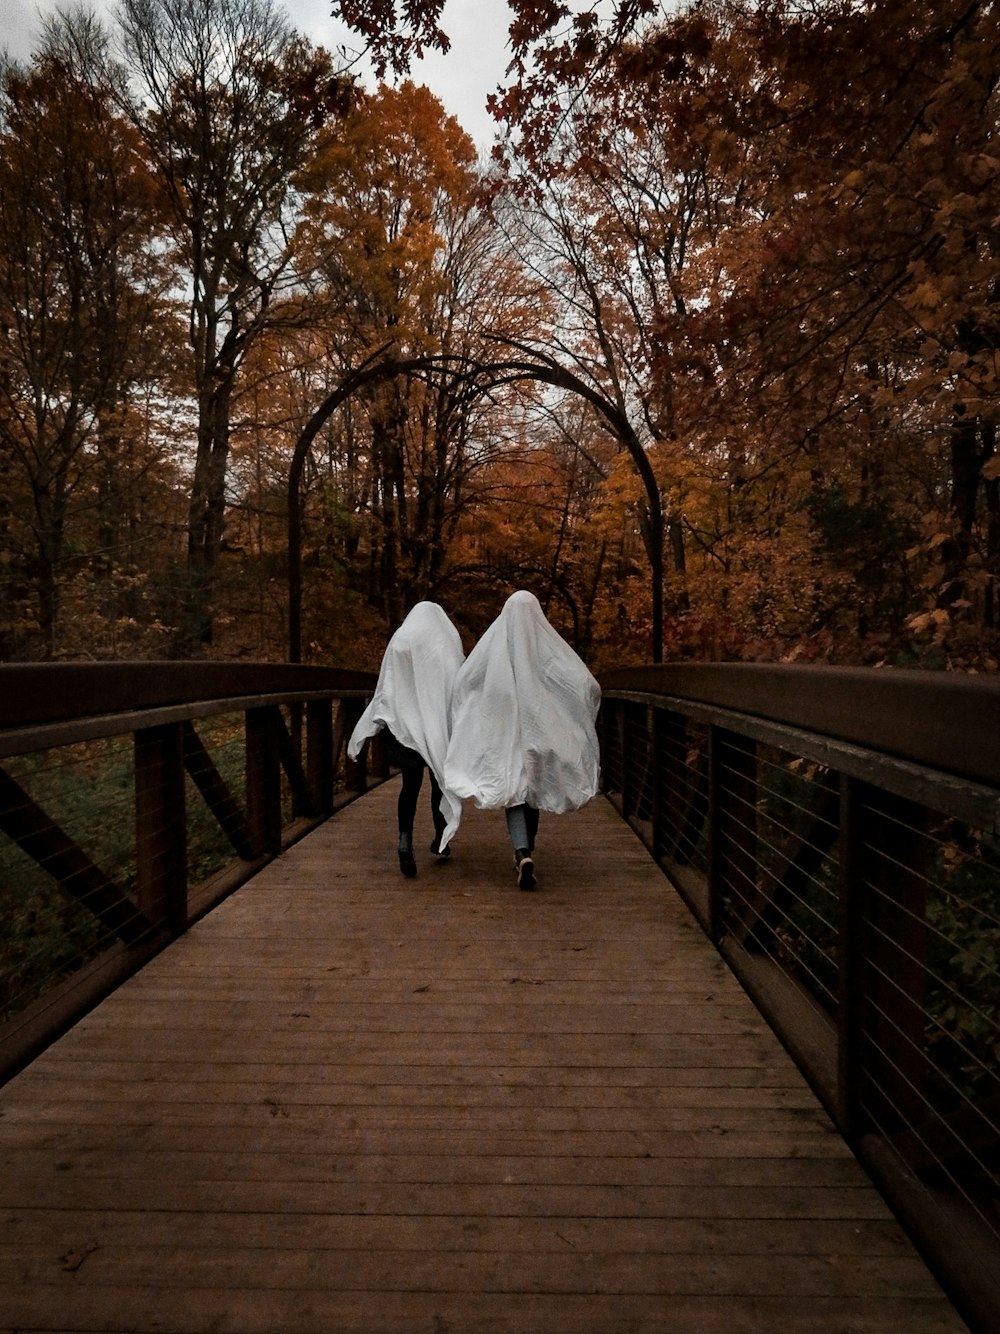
[{"left": 0, "top": 783, "right": 967, "bottom": 1333}]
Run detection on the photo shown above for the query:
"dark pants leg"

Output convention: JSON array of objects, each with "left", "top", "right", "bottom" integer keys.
[
  {"left": 429, "top": 771, "right": 447, "bottom": 848},
  {"left": 525, "top": 804, "right": 539, "bottom": 851},
  {"left": 397, "top": 762, "right": 425, "bottom": 837}
]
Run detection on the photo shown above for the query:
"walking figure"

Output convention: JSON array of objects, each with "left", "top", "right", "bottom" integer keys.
[
  {"left": 442, "top": 590, "right": 601, "bottom": 889},
  {"left": 348, "top": 601, "right": 464, "bottom": 877}
]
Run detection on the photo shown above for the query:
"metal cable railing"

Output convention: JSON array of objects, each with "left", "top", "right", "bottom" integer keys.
[
  {"left": 0, "top": 663, "right": 378, "bottom": 1085},
  {"left": 600, "top": 662, "right": 1000, "bottom": 1334}
]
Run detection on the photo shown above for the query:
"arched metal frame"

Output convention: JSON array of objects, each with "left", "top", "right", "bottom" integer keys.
[{"left": 285, "top": 340, "right": 666, "bottom": 663}]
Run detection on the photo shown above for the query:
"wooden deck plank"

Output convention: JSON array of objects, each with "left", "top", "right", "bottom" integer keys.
[
  {"left": 0, "top": 1245, "right": 948, "bottom": 1297},
  {"left": 0, "top": 783, "right": 968, "bottom": 1333},
  {"left": 0, "top": 1209, "right": 918, "bottom": 1253}
]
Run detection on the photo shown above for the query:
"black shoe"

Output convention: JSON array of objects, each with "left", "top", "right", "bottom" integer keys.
[
  {"left": 430, "top": 834, "right": 451, "bottom": 858},
  {"left": 398, "top": 837, "right": 417, "bottom": 878},
  {"left": 516, "top": 854, "right": 535, "bottom": 891}
]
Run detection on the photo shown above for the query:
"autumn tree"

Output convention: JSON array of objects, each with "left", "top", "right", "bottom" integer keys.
[
  {"left": 288, "top": 80, "right": 546, "bottom": 645},
  {"left": 441, "top": 389, "right": 631, "bottom": 659},
  {"left": 112, "top": 0, "right": 355, "bottom": 651},
  {"left": 645, "top": 0, "right": 1000, "bottom": 664},
  {"left": 0, "top": 49, "right": 175, "bottom": 658},
  {"left": 488, "top": 0, "right": 1000, "bottom": 665},
  {"left": 488, "top": 107, "right": 717, "bottom": 658}
]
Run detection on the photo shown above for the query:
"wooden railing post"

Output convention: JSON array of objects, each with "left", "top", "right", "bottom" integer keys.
[
  {"left": 838, "top": 777, "right": 929, "bottom": 1138},
  {"left": 246, "top": 706, "right": 282, "bottom": 856},
  {"left": 837, "top": 773, "right": 865, "bottom": 1139},
  {"left": 608, "top": 699, "right": 626, "bottom": 803},
  {"left": 306, "top": 699, "right": 335, "bottom": 816},
  {"left": 621, "top": 702, "right": 640, "bottom": 820},
  {"left": 596, "top": 698, "right": 608, "bottom": 795},
  {"left": 650, "top": 705, "right": 665, "bottom": 861},
  {"left": 134, "top": 722, "right": 187, "bottom": 935},
  {"left": 655, "top": 707, "right": 688, "bottom": 862},
  {"left": 707, "top": 726, "right": 757, "bottom": 943},
  {"left": 338, "top": 698, "right": 367, "bottom": 795}
]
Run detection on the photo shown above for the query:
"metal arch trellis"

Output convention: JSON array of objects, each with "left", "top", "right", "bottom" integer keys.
[{"left": 284, "top": 336, "right": 667, "bottom": 663}]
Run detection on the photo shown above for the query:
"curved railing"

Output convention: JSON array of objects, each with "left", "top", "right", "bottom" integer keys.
[
  {"left": 598, "top": 663, "right": 1000, "bottom": 1334},
  {"left": 0, "top": 663, "right": 378, "bottom": 1084}
]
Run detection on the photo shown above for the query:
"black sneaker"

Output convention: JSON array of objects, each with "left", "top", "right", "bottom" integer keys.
[{"left": 517, "top": 856, "right": 535, "bottom": 891}]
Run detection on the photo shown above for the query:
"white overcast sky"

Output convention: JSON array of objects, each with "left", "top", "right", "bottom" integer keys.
[{"left": 0, "top": 0, "right": 515, "bottom": 150}]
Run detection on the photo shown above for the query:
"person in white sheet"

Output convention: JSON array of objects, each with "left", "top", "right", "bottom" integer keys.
[
  {"left": 442, "top": 589, "right": 601, "bottom": 890},
  {"left": 348, "top": 601, "right": 465, "bottom": 877}
]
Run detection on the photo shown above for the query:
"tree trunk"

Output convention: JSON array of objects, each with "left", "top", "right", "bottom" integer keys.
[
  {"left": 939, "top": 409, "right": 984, "bottom": 614},
  {"left": 668, "top": 514, "right": 689, "bottom": 613},
  {"left": 180, "top": 380, "right": 233, "bottom": 652}
]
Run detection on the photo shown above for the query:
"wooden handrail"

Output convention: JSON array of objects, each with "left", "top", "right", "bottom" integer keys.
[
  {"left": 0, "top": 661, "right": 375, "bottom": 730},
  {"left": 600, "top": 662, "right": 1000, "bottom": 786}
]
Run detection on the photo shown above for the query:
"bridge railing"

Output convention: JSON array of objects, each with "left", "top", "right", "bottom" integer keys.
[
  {"left": 599, "top": 663, "right": 1000, "bottom": 1334},
  {"left": 4, "top": 658, "right": 997, "bottom": 1323},
  {"left": 0, "top": 663, "right": 378, "bottom": 1085}
]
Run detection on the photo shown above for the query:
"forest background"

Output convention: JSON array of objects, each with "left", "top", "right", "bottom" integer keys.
[{"left": 1, "top": 0, "right": 998, "bottom": 674}]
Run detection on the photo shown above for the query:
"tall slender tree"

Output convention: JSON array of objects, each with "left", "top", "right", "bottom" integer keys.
[
  {"left": 291, "top": 82, "right": 541, "bottom": 633},
  {"left": 115, "top": 0, "right": 354, "bottom": 649}
]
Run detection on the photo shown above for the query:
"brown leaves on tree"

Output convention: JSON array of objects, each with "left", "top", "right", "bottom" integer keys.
[
  {"left": 4, "top": 0, "right": 1000, "bottom": 670},
  {"left": 333, "top": 0, "right": 450, "bottom": 78}
]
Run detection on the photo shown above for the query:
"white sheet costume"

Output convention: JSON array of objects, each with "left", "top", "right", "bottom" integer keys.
[
  {"left": 441, "top": 590, "right": 601, "bottom": 848},
  {"left": 348, "top": 601, "right": 465, "bottom": 841}
]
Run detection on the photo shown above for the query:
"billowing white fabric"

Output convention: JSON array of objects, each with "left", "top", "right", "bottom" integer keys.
[
  {"left": 348, "top": 601, "right": 465, "bottom": 838},
  {"left": 442, "top": 590, "right": 601, "bottom": 845}
]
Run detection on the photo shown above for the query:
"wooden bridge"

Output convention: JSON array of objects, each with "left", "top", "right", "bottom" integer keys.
[{"left": 0, "top": 663, "right": 998, "bottom": 1332}]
